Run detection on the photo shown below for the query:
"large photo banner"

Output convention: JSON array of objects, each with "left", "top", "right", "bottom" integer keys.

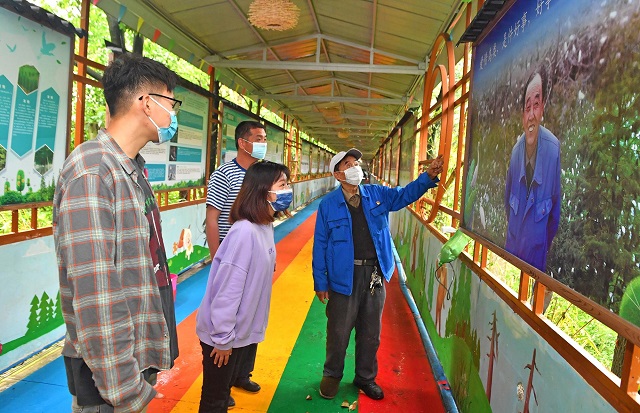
[
  {"left": 0, "top": 6, "right": 72, "bottom": 207},
  {"left": 464, "top": 0, "right": 640, "bottom": 313}
]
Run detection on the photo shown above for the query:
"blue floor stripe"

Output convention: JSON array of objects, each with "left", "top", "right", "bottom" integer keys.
[{"left": 0, "top": 196, "right": 324, "bottom": 413}]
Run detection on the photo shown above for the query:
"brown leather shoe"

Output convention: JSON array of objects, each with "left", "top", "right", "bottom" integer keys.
[{"left": 319, "top": 376, "right": 341, "bottom": 399}]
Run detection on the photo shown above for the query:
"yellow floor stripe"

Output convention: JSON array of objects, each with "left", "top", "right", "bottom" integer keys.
[{"left": 171, "top": 237, "right": 316, "bottom": 412}]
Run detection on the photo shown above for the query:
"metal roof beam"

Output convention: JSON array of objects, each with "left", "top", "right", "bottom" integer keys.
[
  {"left": 220, "top": 34, "right": 319, "bottom": 57},
  {"left": 205, "top": 58, "right": 425, "bottom": 75},
  {"left": 309, "top": 131, "right": 381, "bottom": 137},
  {"left": 268, "top": 77, "right": 334, "bottom": 93},
  {"left": 215, "top": 33, "right": 422, "bottom": 65},
  {"left": 253, "top": 94, "right": 411, "bottom": 105},
  {"left": 319, "top": 34, "right": 422, "bottom": 65},
  {"left": 269, "top": 77, "right": 403, "bottom": 99},
  {"left": 287, "top": 112, "right": 398, "bottom": 122},
  {"left": 301, "top": 124, "right": 390, "bottom": 131}
]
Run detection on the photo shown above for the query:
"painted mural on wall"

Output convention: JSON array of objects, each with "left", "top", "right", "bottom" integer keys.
[
  {"left": 0, "top": 203, "right": 207, "bottom": 373},
  {"left": 391, "top": 208, "right": 617, "bottom": 413},
  {"left": 162, "top": 204, "right": 208, "bottom": 275},
  {"left": 0, "top": 7, "right": 72, "bottom": 207},
  {"left": 0, "top": 236, "right": 65, "bottom": 372},
  {"left": 464, "top": 0, "right": 640, "bottom": 314},
  {"left": 290, "top": 176, "right": 336, "bottom": 210}
]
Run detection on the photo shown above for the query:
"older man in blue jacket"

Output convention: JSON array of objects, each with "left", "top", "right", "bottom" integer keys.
[{"left": 313, "top": 148, "right": 443, "bottom": 400}]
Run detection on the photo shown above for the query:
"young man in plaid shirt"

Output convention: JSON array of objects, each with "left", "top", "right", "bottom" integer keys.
[{"left": 53, "top": 54, "right": 180, "bottom": 413}]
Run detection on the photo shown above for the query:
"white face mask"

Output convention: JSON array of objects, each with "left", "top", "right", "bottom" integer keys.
[{"left": 343, "top": 165, "right": 364, "bottom": 185}]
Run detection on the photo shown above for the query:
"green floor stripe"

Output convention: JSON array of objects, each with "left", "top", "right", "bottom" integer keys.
[{"left": 267, "top": 298, "right": 359, "bottom": 413}]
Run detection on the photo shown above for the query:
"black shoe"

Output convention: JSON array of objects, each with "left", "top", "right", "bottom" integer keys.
[
  {"left": 227, "top": 395, "right": 235, "bottom": 409},
  {"left": 354, "top": 381, "right": 384, "bottom": 400},
  {"left": 233, "top": 379, "right": 261, "bottom": 393}
]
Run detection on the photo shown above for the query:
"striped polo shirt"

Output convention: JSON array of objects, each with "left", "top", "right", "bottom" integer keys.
[{"left": 206, "top": 159, "right": 246, "bottom": 240}]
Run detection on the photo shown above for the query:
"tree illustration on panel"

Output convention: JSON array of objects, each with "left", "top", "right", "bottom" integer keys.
[
  {"left": 38, "top": 291, "right": 54, "bottom": 327},
  {"left": 435, "top": 265, "right": 448, "bottom": 336},
  {"left": 411, "top": 220, "right": 420, "bottom": 273},
  {"left": 521, "top": 349, "right": 541, "bottom": 413},
  {"left": 445, "top": 266, "right": 481, "bottom": 368},
  {"left": 427, "top": 262, "right": 436, "bottom": 312},
  {"left": 54, "top": 291, "right": 63, "bottom": 323},
  {"left": 26, "top": 295, "right": 40, "bottom": 334},
  {"left": 486, "top": 310, "right": 500, "bottom": 402}
]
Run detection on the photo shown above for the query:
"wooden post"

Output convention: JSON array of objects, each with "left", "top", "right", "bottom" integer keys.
[
  {"left": 74, "top": 0, "right": 90, "bottom": 149},
  {"left": 621, "top": 341, "right": 640, "bottom": 399}
]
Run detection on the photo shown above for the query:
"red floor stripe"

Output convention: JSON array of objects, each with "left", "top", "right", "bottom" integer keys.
[
  {"left": 272, "top": 212, "right": 317, "bottom": 284},
  {"left": 358, "top": 270, "right": 446, "bottom": 413},
  {"left": 148, "top": 213, "right": 318, "bottom": 411},
  {"left": 148, "top": 314, "right": 201, "bottom": 410}
]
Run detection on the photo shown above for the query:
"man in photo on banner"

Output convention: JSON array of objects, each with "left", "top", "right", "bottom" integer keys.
[{"left": 504, "top": 67, "right": 561, "bottom": 273}]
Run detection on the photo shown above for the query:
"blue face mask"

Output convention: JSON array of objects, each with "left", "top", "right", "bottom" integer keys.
[
  {"left": 268, "top": 188, "right": 293, "bottom": 211},
  {"left": 242, "top": 139, "right": 267, "bottom": 160},
  {"left": 148, "top": 96, "right": 178, "bottom": 144}
]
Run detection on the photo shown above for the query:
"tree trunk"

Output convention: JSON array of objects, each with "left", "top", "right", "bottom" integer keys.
[
  {"left": 107, "top": 16, "right": 125, "bottom": 51},
  {"left": 611, "top": 335, "right": 626, "bottom": 377},
  {"left": 132, "top": 34, "right": 144, "bottom": 55}
]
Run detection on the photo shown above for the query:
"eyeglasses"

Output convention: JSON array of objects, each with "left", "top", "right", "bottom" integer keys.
[{"left": 141, "top": 93, "right": 183, "bottom": 113}]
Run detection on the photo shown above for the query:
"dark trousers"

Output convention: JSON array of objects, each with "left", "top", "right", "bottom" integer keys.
[
  {"left": 235, "top": 343, "right": 257, "bottom": 383},
  {"left": 199, "top": 342, "right": 250, "bottom": 413},
  {"left": 323, "top": 264, "right": 386, "bottom": 385}
]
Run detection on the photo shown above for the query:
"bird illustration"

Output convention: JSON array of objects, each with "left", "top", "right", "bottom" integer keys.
[
  {"left": 40, "top": 32, "right": 55, "bottom": 56},
  {"left": 6, "top": 44, "right": 16, "bottom": 52}
]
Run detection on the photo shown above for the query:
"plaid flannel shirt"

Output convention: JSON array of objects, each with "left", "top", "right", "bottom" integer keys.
[{"left": 53, "top": 130, "right": 171, "bottom": 412}]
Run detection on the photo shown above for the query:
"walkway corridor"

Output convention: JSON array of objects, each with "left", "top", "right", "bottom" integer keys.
[{"left": 0, "top": 199, "right": 446, "bottom": 412}]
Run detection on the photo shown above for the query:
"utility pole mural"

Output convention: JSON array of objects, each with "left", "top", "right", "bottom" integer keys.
[
  {"left": 435, "top": 265, "right": 448, "bottom": 336},
  {"left": 486, "top": 310, "right": 499, "bottom": 402},
  {"left": 411, "top": 222, "right": 420, "bottom": 273},
  {"left": 522, "top": 348, "right": 540, "bottom": 413}
]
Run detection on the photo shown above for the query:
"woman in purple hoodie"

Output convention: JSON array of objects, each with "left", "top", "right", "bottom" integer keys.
[{"left": 196, "top": 161, "right": 292, "bottom": 413}]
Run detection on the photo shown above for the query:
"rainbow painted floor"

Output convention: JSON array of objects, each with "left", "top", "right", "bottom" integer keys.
[{"left": 0, "top": 198, "right": 446, "bottom": 412}]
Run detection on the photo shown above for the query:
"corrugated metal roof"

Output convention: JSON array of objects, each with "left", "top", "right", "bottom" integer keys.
[
  {"left": 96, "top": 0, "right": 466, "bottom": 157},
  {"left": 0, "top": 0, "right": 86, "bottom": 38}
]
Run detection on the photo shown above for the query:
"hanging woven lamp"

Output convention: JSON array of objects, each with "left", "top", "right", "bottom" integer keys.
[{"left": 248, "top": 0, "right": 300, "bottom": 31}]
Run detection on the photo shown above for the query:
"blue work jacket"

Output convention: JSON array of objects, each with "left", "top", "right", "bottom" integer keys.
[
  {"left": 312, "top": 172, "right": 438, "bottom": 296},
  {"left": 504, "top": 125, "right": 561, "bottom": 271}
]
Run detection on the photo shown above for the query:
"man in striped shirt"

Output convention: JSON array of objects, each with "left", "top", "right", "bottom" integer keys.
[
  {"left": 205, "top": 120, "right": 268, "bottom": 402},
  {"left": 53, "top": 54, "right": 180, "bottom": 412}
]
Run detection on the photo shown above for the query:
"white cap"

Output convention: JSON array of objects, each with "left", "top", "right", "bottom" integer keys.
[{"left": 329, "top": 148, "right": 362, "bottom": 173}]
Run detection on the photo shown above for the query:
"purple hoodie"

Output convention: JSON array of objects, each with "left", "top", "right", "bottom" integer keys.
[{"left": 196, "top": 220, "right": 275, "bottom": 350}]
